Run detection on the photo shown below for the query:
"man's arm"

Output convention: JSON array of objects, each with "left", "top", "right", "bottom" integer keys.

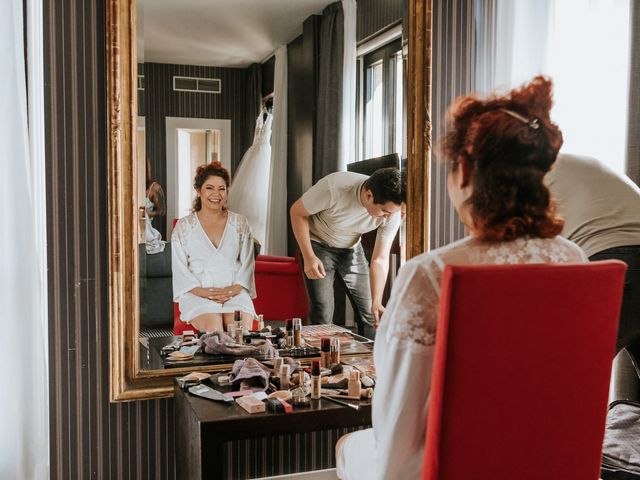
[
  {"left": 290, "top": 199, "right": 326, "bottom": 279},
  {"left": 369, "top": 234, "right": 393, "bottom": 324}
]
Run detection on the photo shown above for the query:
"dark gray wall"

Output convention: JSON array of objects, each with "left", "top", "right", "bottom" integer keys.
[{"left": 141, "top": 62, "right": 251, "bottom": 235}]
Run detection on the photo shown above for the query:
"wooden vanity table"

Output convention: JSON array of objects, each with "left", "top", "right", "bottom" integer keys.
[{"left": 174, "top": 379, "right": 372, "bottom": 479}]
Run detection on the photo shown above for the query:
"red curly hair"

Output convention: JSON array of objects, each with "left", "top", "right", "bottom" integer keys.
[
  {"left": 440, "top": 75, "right": 565, "bottom": 241},
  {"left": 192, "top": 161, "right": 230, "bottom": 211}
]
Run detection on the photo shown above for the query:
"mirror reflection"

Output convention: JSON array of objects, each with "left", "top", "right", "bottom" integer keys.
[{"left": 135, "top": 0, "right": 407, "bottom": 371}]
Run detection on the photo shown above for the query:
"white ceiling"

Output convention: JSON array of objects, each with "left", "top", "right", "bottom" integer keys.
[{"left": 138, "top": 0, "right": 335, "bottom": 68}]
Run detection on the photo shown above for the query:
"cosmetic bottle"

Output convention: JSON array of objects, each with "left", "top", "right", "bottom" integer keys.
[
  {"left": 311, "top": 360, "right": 321, "bottom": 400},
  {"left": 330, "top": 337, "right": 340, "bottom": 364},
  {"left": 293, "top": 318, "right": 302, "bottom": 347},
  {"left": 234, "top": 311, "right": 243, "bottom": 343},
  {"left": 348, "top": 370, "right": 361, "bottom": 398},
  {"left": 273, "top": 357, "right": 283, "bottom": 376},
  {"left": 257, "top": 314, "right": 264, "bottom": 331},
  {"left": 279, "top": 364, "right": 291, "bottom": 390},
  {"left": 320, "top": 337, "right": 331, "bottom": 368},
  {"left": 285, "top": 319, "right": 294, "bottom": 347}
]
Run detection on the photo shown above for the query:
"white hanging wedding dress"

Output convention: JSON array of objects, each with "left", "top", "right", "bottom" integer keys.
[{"left": 228, "top": 110, "right": 273, "bottom": 250}]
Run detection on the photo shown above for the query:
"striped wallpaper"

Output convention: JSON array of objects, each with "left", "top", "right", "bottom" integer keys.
[
  {"left": 141, "top": 62, "right": 251, "bottom": 189},
  {"left": 44, "top": 1, "right": 176, "bottom": 478},
  {"left": 44, "top": 0, "right": 478, "bottom": 478},
  {"left": 221, "top": 427, "right": 365, "bottom": 479},
  {"left": 357, "top": 0, "right": 404, "bottom": 42},
  {"left": 429, "top": 0, "right": 477, "bottom": 249}
]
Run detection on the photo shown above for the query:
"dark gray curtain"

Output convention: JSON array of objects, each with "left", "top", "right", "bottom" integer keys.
[
  {"left": 315, "top": 2, "right": 344, "bottom": 183},
  {"left": 626, "top": 0, "right": 640, "bottom": 185},
  {"left": 240, "top": 63, "right": 262, "bottom": 174}
]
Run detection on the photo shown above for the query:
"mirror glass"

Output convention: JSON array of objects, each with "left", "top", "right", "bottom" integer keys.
[{"left": 134, "top": 0, "right": 407, "bottom": 372}]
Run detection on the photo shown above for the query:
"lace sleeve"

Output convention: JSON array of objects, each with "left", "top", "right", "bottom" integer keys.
[{"left": 383, "top": 254, "right": 443, "bottom": 349}]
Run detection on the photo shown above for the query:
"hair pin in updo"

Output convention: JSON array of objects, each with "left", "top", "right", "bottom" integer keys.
[{"left": 499, "top": 108, "right": 540, "bottom": 130}]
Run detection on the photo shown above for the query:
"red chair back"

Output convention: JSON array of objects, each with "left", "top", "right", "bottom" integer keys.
[
  {"left": 254, "top": 254, "right": 309, "bottom": 321},
  {"left": 423, "top": 261, "right": 626, "bottom": 480}
]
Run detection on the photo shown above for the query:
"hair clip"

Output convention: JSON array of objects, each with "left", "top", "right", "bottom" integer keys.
[{"left": 500, "top": 108, "right": 540, "bottom": 130}]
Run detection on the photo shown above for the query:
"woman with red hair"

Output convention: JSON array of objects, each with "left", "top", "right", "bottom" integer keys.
[{"left": 336, "top": 76, "right": 588, "bottom": 479}]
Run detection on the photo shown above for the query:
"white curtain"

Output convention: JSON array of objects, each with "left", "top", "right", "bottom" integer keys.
[
  {"left": 264, "top": 45, "right": 288, "bottom": 256},
  {"left": 484, "top": 0, "right": 631, "bottom": 175},
  {"left": 492, "top": 0, "right": 552, "bottom": 90},
  {"left": 341, "top": 0, "right": 357, "bottom": 170},
  {"left": 0, "top": 0, "right": 49, "bottom": 479}
]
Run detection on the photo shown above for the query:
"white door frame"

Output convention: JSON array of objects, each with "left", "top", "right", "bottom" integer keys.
[{"left": 165, "top": 117, "right": 231, "bottom": 236}]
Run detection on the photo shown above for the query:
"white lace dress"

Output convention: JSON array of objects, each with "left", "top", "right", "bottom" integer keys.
[
  {"left": 171, "top": 211, "right": 257, "bottom": 322},
  {"left": 337, "top": 235, "right": 588, "bottom": 480},
  {"left": 227, "top": 110, "right": 272, "bottom": 249}
]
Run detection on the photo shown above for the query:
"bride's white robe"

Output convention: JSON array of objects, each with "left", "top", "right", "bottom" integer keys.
[
  {"left": 171, "top": 211, "right": 256, "bottom": 322},
  {"left": 337, "top": 236, "right": 587, "bottom": 479}
]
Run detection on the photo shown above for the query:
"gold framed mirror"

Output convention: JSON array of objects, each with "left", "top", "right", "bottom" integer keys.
[{"left": 108, "top": 0, "right": 431, "bottom": 401}]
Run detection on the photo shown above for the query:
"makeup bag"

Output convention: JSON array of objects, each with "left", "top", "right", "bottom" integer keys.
[{"left": 600, "top": 400, "right": 640, "bottom": 480}]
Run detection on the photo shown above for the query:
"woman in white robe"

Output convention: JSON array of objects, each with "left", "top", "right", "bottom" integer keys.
[
  {"left": 172, "top": 161, "right": 256, "bottom": 332},
  {"left": 336, "top": 76, "right": 589, "bottom": 479}
]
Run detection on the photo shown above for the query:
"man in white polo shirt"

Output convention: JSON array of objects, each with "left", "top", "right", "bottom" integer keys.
[
  {"left": 290, "top": 168, "right": 406, "bottom": 339},
  {"left": 546, "top": 153, "right": 640, "bottom": 379}
]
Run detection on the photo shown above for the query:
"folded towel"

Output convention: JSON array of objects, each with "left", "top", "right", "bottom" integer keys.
[
  {"left": 198, "top": 331, "right": 278, "bottom": 358},
  {"left": 229, "top": 358, "right": 272, "bottom": 392}
]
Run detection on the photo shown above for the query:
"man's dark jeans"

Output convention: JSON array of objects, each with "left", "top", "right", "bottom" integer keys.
[
  {"left": 304, "top": 241, "right": 376, "bottom": 340},
  {"left": 590, "top": 246, "right": 640, "bottom": 368}
]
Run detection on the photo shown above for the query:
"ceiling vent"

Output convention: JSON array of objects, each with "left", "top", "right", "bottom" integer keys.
[{"left": 173, "top": 76, "right": 221, "bottom": 94}]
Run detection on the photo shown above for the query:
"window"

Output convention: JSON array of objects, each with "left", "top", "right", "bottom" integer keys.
[
  {"left": 357, "top": 38, "right": 404, "bottom": 161},
  {"left": 173, "top": 76, "right": 222, "bottom": 94}
]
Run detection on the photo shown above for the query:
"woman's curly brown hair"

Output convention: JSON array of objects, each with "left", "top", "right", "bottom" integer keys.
[
  {"left": 192, "top": 161, "right": 230, "bottom": 212},
  {"left": 440, "top": 75, "right": 565, "bottom": 241}
]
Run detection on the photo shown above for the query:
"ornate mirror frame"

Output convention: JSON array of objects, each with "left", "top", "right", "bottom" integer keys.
[{"left": 108, "top": 0, "right": 432, "bottom": 402}]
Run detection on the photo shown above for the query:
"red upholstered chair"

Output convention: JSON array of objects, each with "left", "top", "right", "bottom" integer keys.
[
  {"left": 173, "top": 254, "right": 309, "bottom": 334},
  {"left": 423, "top": 261, "right": 627, "bottom": 480},
  {"left": 173, "top": 302, "right": 197, "bottom": 336},
  {"left": 254, "top": 254, "right": 309, "bottom": 322}
]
